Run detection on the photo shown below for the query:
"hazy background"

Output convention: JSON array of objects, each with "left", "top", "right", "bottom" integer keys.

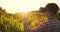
[{"left": 0, "top": 0, "right": 60, "bottom": 14}]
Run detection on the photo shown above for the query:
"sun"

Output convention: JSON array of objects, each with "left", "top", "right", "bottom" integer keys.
[{"left": 20, "top": 6, "right": 30, "bottom": 13}]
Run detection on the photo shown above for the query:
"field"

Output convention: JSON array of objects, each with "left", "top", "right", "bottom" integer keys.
[{"left": 0, "top": 7, "right": 60, "bottom": 32}]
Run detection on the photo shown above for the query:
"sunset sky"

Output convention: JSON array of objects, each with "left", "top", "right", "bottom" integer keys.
[{"left": 0, "top": 0, "right": 60, "bottom": 14}]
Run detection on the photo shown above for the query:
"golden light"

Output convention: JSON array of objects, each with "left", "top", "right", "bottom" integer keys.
[
  {"left": 0, "top": 0, "right": 60, "bottom": 14},
  {"left": 20, "top": 6, "right": 30, "bottom": 13}
]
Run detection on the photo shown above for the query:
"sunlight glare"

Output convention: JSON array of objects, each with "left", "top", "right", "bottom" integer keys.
[{"left": 20, "top": 6, "right": 30, "bottom": 13}]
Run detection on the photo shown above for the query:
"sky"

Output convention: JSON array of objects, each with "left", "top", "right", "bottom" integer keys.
[{"left": 0, "top": 0, "right": 60, "bottom": 14}]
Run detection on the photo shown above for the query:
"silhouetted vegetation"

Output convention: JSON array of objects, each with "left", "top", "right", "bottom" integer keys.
[{"left": 55, "top": 13, "right": 60, "bottom": 21}]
